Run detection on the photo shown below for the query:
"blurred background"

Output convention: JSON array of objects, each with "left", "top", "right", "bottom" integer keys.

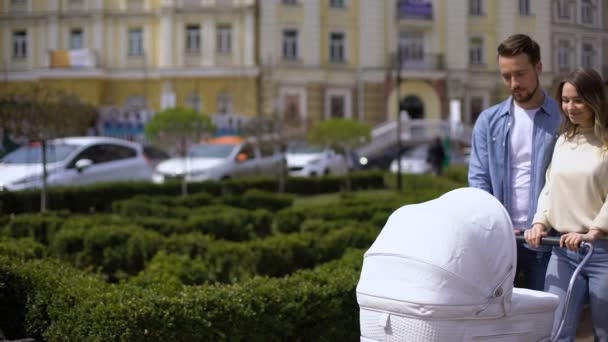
[{"left": 1, "top": 0, "right": 607, "bottom": 164}]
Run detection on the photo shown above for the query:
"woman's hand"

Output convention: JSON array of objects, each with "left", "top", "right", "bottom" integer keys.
[
  {"left": 560, "top": 229, "right": 603, "bottom": 251},
  {"left": 524, "top": 223, "right": 547, "bottom": 248}
]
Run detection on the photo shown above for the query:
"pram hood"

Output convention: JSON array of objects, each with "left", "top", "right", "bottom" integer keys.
[{"left": 356, "top": 187, "right": 517, "bottom": 320}]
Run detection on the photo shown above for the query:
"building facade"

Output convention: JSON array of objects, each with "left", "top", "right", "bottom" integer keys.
[
  {"left": 2, "top": 0, "right": 607, "bottom": 135},
  {"left": 1, "top": 0, "right": 257, "bottom": 139}
]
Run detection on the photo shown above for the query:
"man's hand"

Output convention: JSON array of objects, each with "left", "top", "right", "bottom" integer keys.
[{"left": 524, "top": 223, "right": 547, "bottom": 248}]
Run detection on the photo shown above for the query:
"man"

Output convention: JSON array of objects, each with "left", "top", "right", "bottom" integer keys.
[
  {"left": 468, "top": 34, "right": 561, "bottom": 291},
  {"left": 427, "top": 136, "right": 446, "bottom": 176}
]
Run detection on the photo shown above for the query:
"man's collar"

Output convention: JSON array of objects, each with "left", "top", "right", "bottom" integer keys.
[{"left": 499, "top": 90, "right": 553, "bottom": 117}]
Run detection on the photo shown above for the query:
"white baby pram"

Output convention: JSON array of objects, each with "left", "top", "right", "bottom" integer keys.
[{"left": 357, "top": 187, "right": 566, "bottom": 342}]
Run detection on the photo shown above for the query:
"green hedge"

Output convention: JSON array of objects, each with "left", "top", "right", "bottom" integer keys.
[
  {"left": 0, "top": 249, "right": 364, "bottom": 341},
  {"left": 0, "top": 172, "right": 384, "bottom": 214}
]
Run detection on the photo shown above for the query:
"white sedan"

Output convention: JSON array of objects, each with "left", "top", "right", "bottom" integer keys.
[
  {"left": 153, "top": 138, "right": 283, "bottom": 183},
  {"left": 286, "top": 144, "right": 349, "bottom": 177},
  {"left": 0, "top": 136, "right": 153, "bottom": 191},
  {"left": 389, "top": 144, "right": 431, "bottom": 174}
]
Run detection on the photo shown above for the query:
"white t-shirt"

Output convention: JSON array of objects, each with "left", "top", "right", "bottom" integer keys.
[{"left": 509, "top": 101, "right": 539, "bottom": 229}]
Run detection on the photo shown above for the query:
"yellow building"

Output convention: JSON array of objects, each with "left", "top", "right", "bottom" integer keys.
[
  {"left": 0, "top": 0, "right": 257, "bottom": 130},
  {"left": 2, "top": 0, "right": 607, "bottom": 136}
]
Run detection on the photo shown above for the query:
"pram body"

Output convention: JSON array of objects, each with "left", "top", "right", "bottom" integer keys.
[{"left": 356, "top": 188, "right": 560, "bottom": 342}]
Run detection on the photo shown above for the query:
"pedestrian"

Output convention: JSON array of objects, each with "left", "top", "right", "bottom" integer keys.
[
  {"left": 427, "top": 136, "right": 446, "bottom": 176},
  {"left": 468, "top": 34, "right": 561, "bottom": 291},
  {"left": 525, "top": 67, "right": 608, "bottom": 341}
]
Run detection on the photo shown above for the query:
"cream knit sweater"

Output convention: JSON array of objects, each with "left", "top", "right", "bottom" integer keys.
[{"left": 533, "top": 128, "right": 608, "bottom": 233}]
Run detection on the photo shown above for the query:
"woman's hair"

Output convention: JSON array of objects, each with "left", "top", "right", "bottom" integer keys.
[{"left": 556, "top": 67, "right": 608, "bottom": 147}]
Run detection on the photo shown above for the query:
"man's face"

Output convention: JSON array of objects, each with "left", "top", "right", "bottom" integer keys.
[{"left": 498, "top": 53, "right": 542, "bottom": 104}]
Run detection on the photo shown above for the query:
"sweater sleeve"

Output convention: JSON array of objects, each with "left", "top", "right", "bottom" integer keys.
[
  {"left": 591, "top": 201, "right": 608, "bottom": 232},
  {"left": 532, "top": 163, "right": 552, "bottom": 229}
]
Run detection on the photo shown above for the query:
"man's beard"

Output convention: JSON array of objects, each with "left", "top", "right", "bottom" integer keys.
[{"left": 512, "top": 78, "right": 540, "bottom": 104}]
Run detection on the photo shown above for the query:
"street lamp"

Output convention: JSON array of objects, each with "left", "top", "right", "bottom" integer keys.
[{"left": 395, "top": 49, "right": 403, "bottom": 192}]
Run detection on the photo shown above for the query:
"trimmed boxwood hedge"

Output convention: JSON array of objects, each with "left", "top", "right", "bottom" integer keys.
[
  {"left": 0, "top": 171, "right": 384, "bottom": 215},
  {"left": 0, "top": 249, "right": 364, "bottom": 341}
]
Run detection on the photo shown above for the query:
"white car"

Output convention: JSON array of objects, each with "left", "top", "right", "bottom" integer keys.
[
  {"left": 389, "top": 144, "right": 431, "bottom": 174},
  {"left": 286, "top": 144, "right": 349, "bottom": 177},
  {"left": 153, "top": 137, "right": 283, "bottom": 183},
  {"left": 0, "top": 136, "right": 153, "bottom": 191}
]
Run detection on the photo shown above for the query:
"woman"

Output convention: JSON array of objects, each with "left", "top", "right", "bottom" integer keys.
[{"left": 525, "top": 67, "right": 608, "bottom": 341}]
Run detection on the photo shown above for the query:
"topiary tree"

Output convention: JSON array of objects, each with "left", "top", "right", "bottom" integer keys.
[
  {"left": 0, "top": 83, "right": 97, "bottom": 212},
  {"left": 144, "top": 107, "right": 214, "bottom": 196},
  {"left": 307, "top": 118, "right": 371, "bottom": 191}
]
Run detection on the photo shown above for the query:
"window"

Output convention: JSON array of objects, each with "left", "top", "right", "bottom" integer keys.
[
  {"left": 469, "top": 0, "right": 483, "bottom": 15},
  {"left": 68, "top": 0, "right": 84, "bottom": 10},
  {"left": 330, "top": 0, "right": 345, "bottom": 8},
  {"left": 329, "top": 95, "right": 345, "bottom": 119},
  {"left": 398, "top": 31, "right": 424, "bottom": 63},
  {"left": 185, "top": 24, "right": 201, "bottom": 55},
  {"left": 329, "top": 32, "right": 345, "bottom": 63},
  {"left": 282, "top": 29, "right": 298, "bottom": 60},
  {"left": 70, "top": 28, "right": 84, "bottom": 49},
  {"left": 581, "top": 43, "right": 594, "bottom": 68},
  {"left": 237, "top": 144, "right": 255, "bottom": 161},
  {"left": 470, "top": 96, "right": 484, "bottom": 124},
  {"left": 557, "top": 40, "right": 570, "bottom": 70},
  {"left": 519, "top": 0, "right": 531, "bottom": 15},
  {"left": 126, "top": 0, "right": 144, "bottom": 11},
  {"left": 581, "top": 0, "right": 595, "bottom": 24},
  {"left": 128, "top": 28, "right": 143, "bottom": 57},
  {"left": 557, "top": 0, "right": 570, "bottom": 18},
  {"left": 217, "top": 93, "right": 233, "bottom": 114},
  {"left": 10, "top": 0, "right": 27, "bottom": 12},
  {"left": 469, "top": 37, "right": 484, "bottom": 65},
  {"left": 70, "top": 144, "right": 136, "bottom": 166},
  {"left": 12, "top": 30, "right": 27, "bottom": 59},
  {"left": 186, "top": 93, "right": 202, "bottom": 113},
  {"left": 216, "top": 24, "right": 232, "bottom": 54}
]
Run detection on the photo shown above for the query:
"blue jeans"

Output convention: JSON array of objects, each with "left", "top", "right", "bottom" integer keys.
[
  {"left": 545, "top": 239, "right": 608, "bottom": 342},
  {"left": 516, "top": 244, "right": 551, "bottom": 291}
]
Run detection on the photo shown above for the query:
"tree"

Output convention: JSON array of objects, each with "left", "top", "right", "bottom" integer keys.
[
  {"left": 0, "top": 83, "right": 96, "bottom": 212},
  {"left": 307, "top": 118, "right": 371, "bottom": 191},
  {"left": 144, "top": 107, "right": 214, "bottom": 196}
]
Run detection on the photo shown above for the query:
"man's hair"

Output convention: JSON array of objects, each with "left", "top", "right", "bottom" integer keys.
[{"left": 497, "top": 34, "right": 541, "bottom": 65}]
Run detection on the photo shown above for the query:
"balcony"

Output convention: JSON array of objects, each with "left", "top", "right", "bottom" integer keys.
[
  {"left": 399, "top": 53, "right": 444, "bottom": 71},
  {"left": 49, "top": 49, "right": 98, "bottom": 69},
  {"left": 397, "top": 0, "right": 433, "bottom": 20}
]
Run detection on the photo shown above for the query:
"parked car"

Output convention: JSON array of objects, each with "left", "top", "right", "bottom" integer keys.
[
  {"left": 285, "top": 142, "right": 349, "bottom": 177},
  {"left": 389, "top": 144, "right": 431, "bottom": 174},
  {"left": 0, "top": 136, "right": 153, "bottom": 191},
  {"left": 152, "top": 136, "right": 283, "bottom": 183},
  {"left": 143, "top": 145, "right": 170, "bottom": 168}
]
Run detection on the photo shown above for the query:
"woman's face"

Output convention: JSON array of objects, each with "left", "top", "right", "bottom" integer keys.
[{"left": 561, "top": 82, "right": 595, "bottom": 128}]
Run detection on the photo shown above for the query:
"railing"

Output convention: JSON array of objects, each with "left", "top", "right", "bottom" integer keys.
[
  {"left": 357, "top": 118, "right": 472, "bottom": 158},
  {"left": 396, "top": 0, "right": 433, "bottom": 20},
  {"left": 399, "top": 53, "right": 444, "bottom": 71}
]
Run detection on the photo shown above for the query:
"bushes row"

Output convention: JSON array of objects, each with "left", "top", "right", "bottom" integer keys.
[
  {"left": 0, "top": 171, "right": 385, "bottom": 214},
  {"left": 0, "top": 249, "right": 364, "bottom": 341},
  {"left": 2, "top": 212, "right": 376, "bottom": 283}
]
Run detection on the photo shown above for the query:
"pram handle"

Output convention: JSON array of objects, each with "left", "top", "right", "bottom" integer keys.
[
  {"left": 516, "top": 233, "right": 595, "bottom": 341},
  {"left": 514, "top": 235, "right": 561, "bottom": 246}
]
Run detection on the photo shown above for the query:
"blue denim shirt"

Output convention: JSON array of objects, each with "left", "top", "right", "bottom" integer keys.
[{"left": 468, "top": 92, "right": 561, "bottom": 249}]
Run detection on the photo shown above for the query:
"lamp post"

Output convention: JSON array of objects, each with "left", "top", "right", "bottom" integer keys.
[{"left": 395, "top": 49, "right": 403, "bottom": 192}]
